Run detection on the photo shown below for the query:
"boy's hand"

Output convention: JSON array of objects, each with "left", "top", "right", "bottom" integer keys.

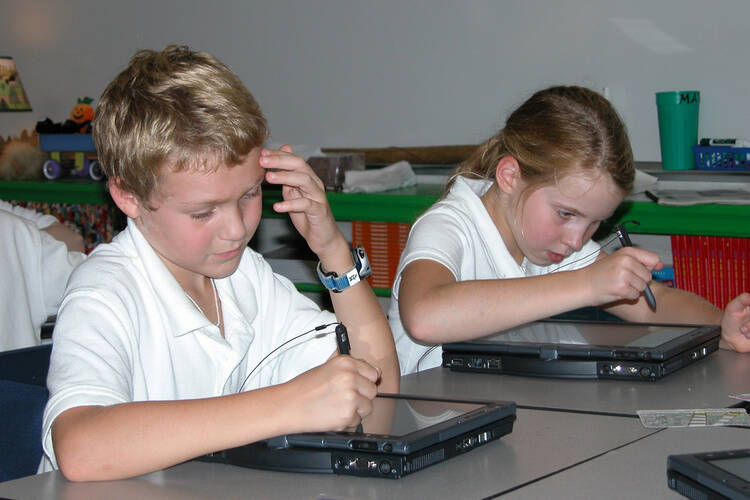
[
  {"left": 584, "top": 247, "right": 662, "bottom": 306},
  {"left": 720, "top": 293, "right": 750, "bottom": 353},
  {"left": 260, "top": 145, "right": 344, "bottom": 257},
  {"left": 287, "top": 355, "right": 381, "bottom": 432}
]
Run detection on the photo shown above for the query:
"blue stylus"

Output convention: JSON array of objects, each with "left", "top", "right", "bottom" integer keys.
[{"left": 615, "top": 223, "right": 657, "bottom": 310}]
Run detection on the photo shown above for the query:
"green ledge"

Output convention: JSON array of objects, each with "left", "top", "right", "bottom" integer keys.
[
  {"left": 2, "top": 180, "right": 749, "bottom": 237},
  {"left": 294, "top": 282, "right": 392, "bottom": 298}
]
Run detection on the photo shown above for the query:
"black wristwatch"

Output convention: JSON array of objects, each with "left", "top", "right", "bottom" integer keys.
[{"left": 316, "top": 246, "right": 372, "bottom": 293}]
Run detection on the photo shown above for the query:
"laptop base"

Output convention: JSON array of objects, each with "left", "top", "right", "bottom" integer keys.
[{"left": 202, "top": 415, "right": 515, "bottom": 479}]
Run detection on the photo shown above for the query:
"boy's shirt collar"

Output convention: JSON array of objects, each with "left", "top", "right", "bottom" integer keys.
[{"left": 124, "top": 218, "right": 224, "bottom": 337}]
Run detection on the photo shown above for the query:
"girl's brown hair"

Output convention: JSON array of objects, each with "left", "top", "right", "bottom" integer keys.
[{"left": 447, "top": 85, "right": 633, "bottom": 197}]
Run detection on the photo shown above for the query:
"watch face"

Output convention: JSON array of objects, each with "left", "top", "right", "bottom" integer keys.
[{"left": 353, "top": 246, "right": 372, "bottom": 278}]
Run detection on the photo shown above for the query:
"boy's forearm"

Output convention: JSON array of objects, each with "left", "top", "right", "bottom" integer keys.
[
  {"left": 52, "top": 385, "right": 298, "bottom": 481},
  {"left": 317, "top": 237, "right": 399, "bottom": 391},
  {"left": 329, "top": 281, "right": 400, "bottom": 393}
]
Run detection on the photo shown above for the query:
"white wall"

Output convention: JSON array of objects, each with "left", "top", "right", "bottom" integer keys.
[{"left": 2, "top": 0, "right": 748, "bottom": 161}]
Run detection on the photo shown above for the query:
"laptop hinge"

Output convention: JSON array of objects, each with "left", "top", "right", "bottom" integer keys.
[{"left": 539, "top": 348, "right": 559, "bottom": 361}]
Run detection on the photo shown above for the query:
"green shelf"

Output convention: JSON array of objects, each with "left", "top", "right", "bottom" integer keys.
[
  {"left": 2, "top": 179, "right": 749, "bottom": 238},
  {"left": 262, "top": 183, "right": 444, "bottom": 223},
  {"left": 0, "top": 179, "right": 110, "bottom": 205},
  {"left": 294, "top": 282, "right": 392, "bottom": 297},
  {"left": 609, "top": 201, "right": 750, "bottom": 238}
]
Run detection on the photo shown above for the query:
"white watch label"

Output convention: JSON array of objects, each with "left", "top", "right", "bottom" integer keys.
[{"left": 345, "top": 268, "right": 361, "bottom": 287}]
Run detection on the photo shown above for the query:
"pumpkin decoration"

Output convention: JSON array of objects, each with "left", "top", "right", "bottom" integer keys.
[{"left": 69, "top": 97, "right": 94, "bottom": 133}]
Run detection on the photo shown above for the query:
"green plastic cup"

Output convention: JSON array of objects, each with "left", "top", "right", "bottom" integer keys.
[{"left": 655, "top": 90, "right": 700, "bottom": 170}]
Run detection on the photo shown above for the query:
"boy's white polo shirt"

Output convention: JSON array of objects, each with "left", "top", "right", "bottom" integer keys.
[{"left": 41, "top": 219, "right": 336, "bottom": 471}]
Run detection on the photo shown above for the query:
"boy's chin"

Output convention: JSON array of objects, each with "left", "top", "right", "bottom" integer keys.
[{"left": 208, "top": 260, "right": 242, "bottom": 279}]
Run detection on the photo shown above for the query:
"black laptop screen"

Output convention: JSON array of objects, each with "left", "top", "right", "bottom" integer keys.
[
  {"left": 360, "top": 397, "right": 486, "bottom": 436},
  {"left": 481, "top": 322, "right": 696, "bottom": 349},
  {"left": 708, "top": 456, "right": 750, "bottom": 481}
]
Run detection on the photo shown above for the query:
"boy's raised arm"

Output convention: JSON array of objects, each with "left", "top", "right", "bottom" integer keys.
[{"left": 259, "top": 146, "right": 399, "bottom": 392}]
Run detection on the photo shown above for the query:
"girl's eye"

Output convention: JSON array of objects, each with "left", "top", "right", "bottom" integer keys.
[{"left": 557, "top": 210, "right": 574, "bottom": 219}]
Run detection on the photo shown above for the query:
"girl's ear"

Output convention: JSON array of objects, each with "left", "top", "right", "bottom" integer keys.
[
  {"left": 108, "top": 178, "right": 142, "bottom": 219},
  {"left": 494, "top": 156, "right": 521, "bottom": 194}
]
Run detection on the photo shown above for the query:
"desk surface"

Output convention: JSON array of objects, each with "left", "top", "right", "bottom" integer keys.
[
  {"left": 504, "top": 426, "right": 750, "bottom": 499},
  {"left": 0, "top": 409, "right": 654, "bottom": 500},
  {"left": 2, "top": 349, "right": 748, "bottom": 498},
  {"left": 401, "top": 349, "right": 750, "bottom": 416}
]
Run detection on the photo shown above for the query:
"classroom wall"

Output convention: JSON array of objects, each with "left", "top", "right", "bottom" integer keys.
[{"left": 2, "top": 0, "right": 748, "bottom": 162}]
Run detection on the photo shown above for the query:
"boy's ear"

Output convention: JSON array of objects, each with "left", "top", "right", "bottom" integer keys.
[
  {"left": 494, "top": 156, "right": 521, "bottom": 194},
  {"left": 108, "top": 178, "right": 142, "bottom": 219}
]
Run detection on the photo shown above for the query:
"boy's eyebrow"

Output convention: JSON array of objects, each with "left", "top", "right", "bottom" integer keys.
[{"left": 179, "top": 179, "right": 263, "bottom": 207}]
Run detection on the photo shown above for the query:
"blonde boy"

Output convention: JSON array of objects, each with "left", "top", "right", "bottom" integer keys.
[{"left": 40, "top": 45, "right": 399, "bottom": 480}]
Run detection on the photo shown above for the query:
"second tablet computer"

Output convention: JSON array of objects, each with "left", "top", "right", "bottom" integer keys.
[{"left": 442, "top": 319, "right": 720, "bottom": 381}]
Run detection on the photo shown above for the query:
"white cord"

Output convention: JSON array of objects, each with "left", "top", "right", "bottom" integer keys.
[
  {"left": 547, "top": 234, "right": 620, "bottom": 274},
  {"left": 185, "top": 278, "right": 221, "bottom": 328}
]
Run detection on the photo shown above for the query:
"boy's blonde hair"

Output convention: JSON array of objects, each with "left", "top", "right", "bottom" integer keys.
[
  {"left": 448, "top": 85, "right": 633, "bottom": 197},
  {"left": 93, "top": 45, "right": 268, "bottom": 202}
]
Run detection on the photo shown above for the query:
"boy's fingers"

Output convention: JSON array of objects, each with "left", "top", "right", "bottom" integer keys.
[
  {"left": 352, "top": 380, "right": 378, "bottom": 407},
  {"left": 273, "top": 197, "right": 317, "bottom": 215},
  {"left": 353, "top": 359, "right": 380, "bottom": 385}
]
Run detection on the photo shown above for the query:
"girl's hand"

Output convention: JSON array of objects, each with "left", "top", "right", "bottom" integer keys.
[
  {"left": 720, "top": 293, "right": 750, "bottom": 352},
  {"left": 259, "top": 145, "right": 344, "bottom": 256},
  {"left": 285, "top": 355, "right": 381, "bottom": 433},
  {"left": 583, "top": 247, "right": 662, "bottom": 306}
]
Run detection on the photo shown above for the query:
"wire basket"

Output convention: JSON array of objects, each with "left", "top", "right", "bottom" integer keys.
[{"left": 692, "top": 146, "right": 750, "bottom": 171}]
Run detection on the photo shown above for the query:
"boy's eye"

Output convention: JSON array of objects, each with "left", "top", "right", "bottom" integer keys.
[
  {"left": 557, "top": 210, "right": 575, "bottom": 219},
  {"left": 240, "top": 187, "right": 261, "bottom": 202},
  {"left": 190, "top": 209, "right": 214, "bottom": 220}
]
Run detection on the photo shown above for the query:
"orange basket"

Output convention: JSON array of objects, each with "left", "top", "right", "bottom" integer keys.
[{"left": 351, "top": 221, "right": 410, "bottom": 290}]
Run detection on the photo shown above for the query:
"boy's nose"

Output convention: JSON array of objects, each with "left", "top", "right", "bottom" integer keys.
[{"left": 221, "top": 206, "right": 247, "bottom": 241}]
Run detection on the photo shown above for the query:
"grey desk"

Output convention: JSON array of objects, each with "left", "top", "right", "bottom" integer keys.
[
  {"left": 0, "top": 410, "right": 654, "bottom": 500},
  {"left": 401, "top": 349, "right": 750, "bottom": 416},
  {"left": 2, "top": 350, "right": 748, "bottom": 498},
  {"left": 503, "top": 426, "right": 750, "bottom": 499}
]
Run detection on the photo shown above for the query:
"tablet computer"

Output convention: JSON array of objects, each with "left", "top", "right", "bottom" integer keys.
[
  {"left": 200, "top": 393, "right": 516, "bottom": 478},
  {"left": 442, "top": 319, "right": 720, "bottom": 380},
  {"left": 668, "top": 448, "right": 750, "bottom": 499}
]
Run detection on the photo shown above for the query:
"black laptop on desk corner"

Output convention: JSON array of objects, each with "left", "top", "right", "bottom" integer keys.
[
  {"left": 199, "top": 393, "right": 516, "bottom": 479},
  {"left": 668, "top": 449, "right": 750, "bottom": 499},
  {"left": 442, "top": 319, "right": 720, "bottom": 381}
]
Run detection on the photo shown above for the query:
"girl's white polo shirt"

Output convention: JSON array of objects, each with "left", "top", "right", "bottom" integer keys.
[{"left": 388, "top": 177, "right": 600, "bottom": 374}]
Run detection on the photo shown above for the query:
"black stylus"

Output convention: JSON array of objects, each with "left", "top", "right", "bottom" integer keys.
[
  {"left": 615, "top": 224, "right": 657, "bottom": 310},
  {"left": 334, "top": 324, "right": 364, "bottom": 433},
  {"left": 335, "top": 323, "right": 350, "bottom": 355}
]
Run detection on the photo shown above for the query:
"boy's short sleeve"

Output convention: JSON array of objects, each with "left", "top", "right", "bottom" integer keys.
[{"left": 41, "top": 277, "right": 138, "bottom": 470}]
